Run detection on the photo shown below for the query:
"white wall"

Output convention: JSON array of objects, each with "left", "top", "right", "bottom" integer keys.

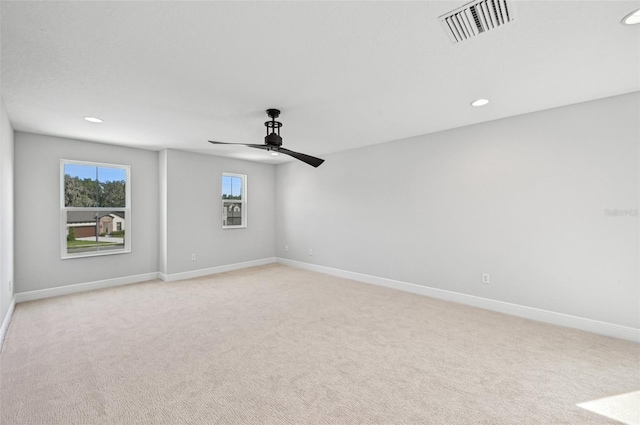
[
  {"left": 164, "top": 149, "right": 275, "bottom": 275},
  {"left": 0, "top": 95, "right": 15, "bottom": 326},
  {"left": 276, "top": 92, "right": 640, "bottom": 329},
  {"left": 14, "top": 133, "right": 159, "bottom": 292}
]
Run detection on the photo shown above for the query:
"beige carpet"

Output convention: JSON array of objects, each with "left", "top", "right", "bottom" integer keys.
[{"left": 1, "top": 264, "right": 638, "bottom": 424}]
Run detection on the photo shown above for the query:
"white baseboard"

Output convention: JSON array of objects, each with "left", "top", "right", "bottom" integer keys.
[
  {"left": 277, "top": 258, "right": 640, "bottom": 343},
  {"left": 158, "top": 257, "right": 276, "bottom": 282},
  {"left": 13, "top": 258, "right": 277, "bottom": 302},
  {"left": 0, "top": 296, "right": 16, "bottom": 351},
  {"left": 15, "top": 272, "right": 159, "bottom": 303}
]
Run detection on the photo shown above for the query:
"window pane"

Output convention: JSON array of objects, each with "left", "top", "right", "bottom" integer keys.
[
  {"left": 64, "top": 164, "right": 98, "bottom": 207},
  {"left": 231, "top": 177, "right": 242, "bottom": 199},
  {"left": 97, "top": 166, "right": 126, "bottom": 207},
  {"left": 222, "top": 176, "right": 242, "bottom": 200},
  {"left": 223, "top": 201, "right": 242, "bottom": 226},
  {"left": 64, "top": 164, "right": 127, "bottom": 208},
  {"left": 66, "top": 211, "right": 126, "bottom": 254},
  {"left": 222, "top": 175, "right": 232, "bottom": 199}
]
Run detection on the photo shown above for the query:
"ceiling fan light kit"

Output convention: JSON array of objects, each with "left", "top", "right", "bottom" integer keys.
[
  {"left": 471, "top": 98, "right": 490, "bottom": 106},
  {"left": 209, "top": 109, "right": 325, "bottom": 168}
]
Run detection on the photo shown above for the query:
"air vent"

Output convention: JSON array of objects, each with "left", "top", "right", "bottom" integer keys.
[{"left": 439, "top": 0, "right": 514, "bottom": 44}]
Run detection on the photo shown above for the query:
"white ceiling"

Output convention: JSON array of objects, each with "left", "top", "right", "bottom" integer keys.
[{"left": 2, "top": 1, "right": 639, "bottom": 165}]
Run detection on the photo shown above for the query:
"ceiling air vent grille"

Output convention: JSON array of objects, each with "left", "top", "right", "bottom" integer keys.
[{"left": 439, "top": 0, "right": 514, "bottom": 44}]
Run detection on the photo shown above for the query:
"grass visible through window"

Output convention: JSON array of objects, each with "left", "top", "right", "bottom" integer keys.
[{"left": 66, "top": 240, "right": 121, "bottom": 248}]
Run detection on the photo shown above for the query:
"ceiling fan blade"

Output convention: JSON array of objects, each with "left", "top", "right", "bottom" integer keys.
[
  {"left": 246, "top": 145, "right": 270, "bottom": 151},
  {"left": 278, "top": 147, "right": 325, "bottom": 168},
  {"left": 208, "top": 140, "right": 266, "bottom": 149}
]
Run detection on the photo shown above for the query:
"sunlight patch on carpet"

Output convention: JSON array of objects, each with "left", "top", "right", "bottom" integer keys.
[{"left": 577, "top": 390, "right": 640, "bottom": 425}]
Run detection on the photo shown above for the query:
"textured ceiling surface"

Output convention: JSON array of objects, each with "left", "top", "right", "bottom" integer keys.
[{"left": 1, "top": 1, "right": 639, "bottom": 164}]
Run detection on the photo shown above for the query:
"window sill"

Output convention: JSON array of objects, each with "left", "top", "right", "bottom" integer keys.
[{"left": 61, "top": 249, "right": 131, "bottom": 260}]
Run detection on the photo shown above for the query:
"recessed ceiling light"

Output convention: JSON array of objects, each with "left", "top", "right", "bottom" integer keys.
[
  {"left": 471, "top": 99, "right": 490, "bottom": 107},
  {"left": 622, "top": 8, "right": 640, "bottom": 25},
  {"left": 271, "top": 152, "right": 279, "bottom": 156},
  {"left": 84, "top": 116, "right": 103, "bottom": 123}
]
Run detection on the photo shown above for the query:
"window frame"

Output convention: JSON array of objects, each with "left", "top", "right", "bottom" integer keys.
[
  {"left": 221, "top": 172, "right": 247, "bottom": 229},
  {"left": 60, "top": 159, "right": 131, "bottom": 259}
]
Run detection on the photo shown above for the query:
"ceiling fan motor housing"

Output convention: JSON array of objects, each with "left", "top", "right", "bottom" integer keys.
[{"left": 265, "top": 132, "right": 282, "bottom": 146}]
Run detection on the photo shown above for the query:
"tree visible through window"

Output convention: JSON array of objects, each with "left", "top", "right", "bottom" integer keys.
[
  {"left": 61, "top": 160, "right": 130, "bottom": 258},
  {"left": 222, "top": 173, "right": 246, "bottom": 228}
]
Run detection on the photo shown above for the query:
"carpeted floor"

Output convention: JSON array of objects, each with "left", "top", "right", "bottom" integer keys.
[{"left": 1, "top": 264, "right": 638, "bottom": 424}]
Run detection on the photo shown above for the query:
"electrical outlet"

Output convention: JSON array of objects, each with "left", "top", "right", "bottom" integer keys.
[
  {"left": 482, "top": 273, "right": 490, "bottom": 284},
  {"left": 285, "top": 245, "right": 289, "bottom": 252},
  {"left": 191, "top": 254, "right": 197, "bottom": 261},
  {"left": 308, "top": 248, "right": 313, "bottom": 256}
]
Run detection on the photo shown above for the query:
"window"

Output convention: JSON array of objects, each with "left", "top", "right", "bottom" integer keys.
[
  {"left": 222, "top": 173, "right": 246, "bottom": 228},
  {"left": 61, "top": 160, "right": 131, "bottom": 258}
]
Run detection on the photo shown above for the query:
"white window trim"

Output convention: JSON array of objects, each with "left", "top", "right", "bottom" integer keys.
[
  {"left": 222, "top": 172, "right": 247, "bottom": 229},
  {"left": 60, "top": 159, "right": 131, "bottom": 259}
]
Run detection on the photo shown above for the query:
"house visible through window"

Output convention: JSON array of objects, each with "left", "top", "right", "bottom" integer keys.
[
  {"left": 61, "top": 160, "right": 131, "bottom": 258},
  {"left": 222, "top": 173, "right": 246, "bottom": 228}
]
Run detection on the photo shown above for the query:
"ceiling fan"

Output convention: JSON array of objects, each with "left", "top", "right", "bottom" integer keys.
[{"left": 208, "top": 109, "right": 325, "bottom": 168}]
